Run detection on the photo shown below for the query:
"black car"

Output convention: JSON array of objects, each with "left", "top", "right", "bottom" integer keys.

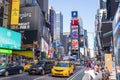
[
  {"left": 0, "top": 63, "right": 24, "bottom": 76},
  {"left": 28, "top": 60, "right": 54, "bottom": 75}
]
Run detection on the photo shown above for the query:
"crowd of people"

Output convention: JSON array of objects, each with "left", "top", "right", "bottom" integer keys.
[{"left": 82, "top": 60, "right": 110, "bottom": 80}]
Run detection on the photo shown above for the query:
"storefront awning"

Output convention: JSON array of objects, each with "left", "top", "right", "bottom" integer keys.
[{"left": 13, "top": 50, "right": 33, "bottom": 58}]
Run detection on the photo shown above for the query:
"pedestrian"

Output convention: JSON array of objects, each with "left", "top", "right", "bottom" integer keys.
[
  {"left": 103, "top": 67, "right": 110, "bottom": 80},
  {"left": 94, "top": 65, "right": 103, "bottom": 80},
  {"left": 82, "top": 65, "right": 96, "bottom": 80},
  {"left": 91, "top": 61, "right": 96, "bottom": 68},
  {"left": 82, "top": 73, "right": 93, "bottom": 80},
  {"left": 87, "top": 60, "right": 91, "bottom": 68}
]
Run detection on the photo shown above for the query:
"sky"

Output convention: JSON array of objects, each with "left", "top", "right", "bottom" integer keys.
[{"left": 49, "top": 0, "right": 98, "bottom": 57}]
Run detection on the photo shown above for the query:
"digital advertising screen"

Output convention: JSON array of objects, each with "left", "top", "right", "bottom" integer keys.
[
  {"left": 71, "top": 39, "right": 78, "bottom": 50},
  {"left": 0, "top": 27, "right": 21, "bottom": 50},
  {"left": 71, "top": 29, "right": 78, "bottom": 39}
]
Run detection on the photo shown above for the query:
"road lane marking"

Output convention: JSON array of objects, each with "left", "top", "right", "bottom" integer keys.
[
  {"left": 34, "top": 76, "right": 45, "bottom": 80},
  {"left": 33, "top": 74, "right": 50, "bottom": 80},
  {"left": 67, "top": 67, "right": 85, "bottom": 80}
]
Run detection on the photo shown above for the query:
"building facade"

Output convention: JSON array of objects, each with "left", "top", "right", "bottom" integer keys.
[
  {"left": 56, "top": 11, "right": 63, "bottom": 42},
  {"left": 95, "top": 0, "right": 119, "bottom": 60},
  {"left": 48, "top": 6, "right": 56, "bottom": 42}
]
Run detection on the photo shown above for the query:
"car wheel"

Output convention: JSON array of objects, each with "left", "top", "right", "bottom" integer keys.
[
  {"left": 5, "top": 71, "right": 9, "bottom": 77},
  {"left": 19, "top": 69, "right": 23, "bottom": 74},
  {"left": 42, "top": 70, "right": 45, "bottom": 75},
  {"left": 67, "top": 72, "right": 70, "bottom": 77}
]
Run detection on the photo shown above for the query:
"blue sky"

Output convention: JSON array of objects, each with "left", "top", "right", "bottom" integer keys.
[
  {"left": 49, "top": 0, "right": 98, "bottom": 56},
  {"left": 49, "top": 0, "right": 98, "bottom": 33}
]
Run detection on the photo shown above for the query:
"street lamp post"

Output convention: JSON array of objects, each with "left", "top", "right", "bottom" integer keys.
[{"left": 32, "top": 43, "right": 35, "bottom": 61}]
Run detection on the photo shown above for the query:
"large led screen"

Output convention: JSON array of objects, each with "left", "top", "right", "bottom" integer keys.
[
  {"left": 0, "top": 27, "right": 21, "bottom": 50},
  {"left": 72, "top": 39, "right": 78, "bottom": 50},
  {"left": 72, "top": 29, "right": 78, "bottom": 38}
]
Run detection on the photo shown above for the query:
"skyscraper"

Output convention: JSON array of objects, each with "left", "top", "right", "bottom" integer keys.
[
  {"left": 48, "top": 6, "right": 56, "bottom": 42},
  {"left": 56, "top": 11, "right": 63, "bottom": 42},
  {"left": 98, "top": 0, "right": 106, "bottom": 9}
]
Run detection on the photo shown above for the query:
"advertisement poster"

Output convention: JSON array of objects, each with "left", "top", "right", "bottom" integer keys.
[
  {"left": 105, "top": 54, "right": 112, "bottom": 72},
  {"left": 10, "top": 0, "right": 20, "bottom": 25},
  {"left": 72, "top": 39, "right": 78, "bottom": 50},
  {"left": 72, "top": 29, "right": 78, "bottom": 39},
  {"left": 18, "top": 6, "right": 39, "bottom": 30},
  {"left": 41, "top": 38, "right": 48, "bottom": 54},
  {"left": 0, "top": 27, "right": 21, "bottom": 50},
  {"left": 71, "top": 19, "right": 78, "bottom": 26}
]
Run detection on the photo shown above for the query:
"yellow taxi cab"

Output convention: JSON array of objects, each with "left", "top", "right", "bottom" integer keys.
[
  {"left": 24, "top": 63, "right": 34, "bottom": 71},
  {"left": 75, "top": 61, "right": 80, "bottom": 66},
  {"left": 51, "top": 61, "right": 74, "bottom": 77}
]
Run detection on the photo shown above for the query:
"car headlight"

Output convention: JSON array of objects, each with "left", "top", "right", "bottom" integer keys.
[
  {"left": 0, "top": 69, "right": 5, "bottom": 72},
  {"left": 38, "top": 67, "right": 42, "bottom": 69}
]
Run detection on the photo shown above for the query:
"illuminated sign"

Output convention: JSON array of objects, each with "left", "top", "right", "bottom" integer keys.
[
  {"left": 79, "top": 35, "right": 84, "bottom": 47},
  {"left": 72, "top": 29, "right": 78, "bottom": 39},
  {"left": 0, "top": 27, "right": 21, "bottom": 50},
  {"left": 10, "top": 0, "right": 20, "bottom": 25},
  {"left": 72, "top": 39, "right": 78, "bottom": 50},
  {"left": 71, "top": 11, "right": 78, "bottom": 18},
  {"left": 72, "top": 25, "right": 78, "bottom": 28},
  {"left": 19, "top": 12, "right": 31, "bottom": 29},
  {"left": 72, "top": 19, "right": 78, "bottom": 26},
  {"left": 0, "top": 49, "right": 12, "bottom": 54}
]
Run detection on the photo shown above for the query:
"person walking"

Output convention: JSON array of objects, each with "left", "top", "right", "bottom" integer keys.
[{"left": 82, "top": 64, "right": 103, "bottom": 80}]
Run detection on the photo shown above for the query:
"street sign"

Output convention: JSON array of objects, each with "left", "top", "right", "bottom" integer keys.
[{"left": 0, "top": 49, "right": 12, "bottom": 54}]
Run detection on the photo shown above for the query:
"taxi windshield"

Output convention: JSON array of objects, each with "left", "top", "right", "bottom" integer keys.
[{"left": 55, "top": 62, "right": 69, "bottom": 67}]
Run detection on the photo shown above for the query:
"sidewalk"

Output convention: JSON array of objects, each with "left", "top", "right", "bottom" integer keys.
[{"left": 109, "top": 70, "right": 116, "bottom": 80}]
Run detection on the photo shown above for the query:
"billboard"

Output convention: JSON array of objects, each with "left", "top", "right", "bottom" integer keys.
[
  {"left": 18, "top": 30, "right": 37, "bottom": 44},
  {"left": 79, "top": 35, "right": 84, "bottom": 47},
  {"left": 71, "top": 25, "right": 78, "bottom": 29},
  {"left": 41, "top": 38, "right": 48, "bottom": 54},
  {"left": 0, "top": 49, "right": 12, "bottom": 54},
  {"left": 105, "top": 54, "right": 112, "bottom": 72},
  {"left": 18, "top": 6, "right": 39, "bottom": 30},
  {"left": 72, "top": 39, "right": 78, "bottom": 50},
  {"left": 10, "top": 0, "right": 20, "bottom": 25},
  {"left": 72, "top": 29, "right": 78, "bottom": 39},
  {"left": 71, "top": 11, "right": 78, "bottom": 18},
  {"left": 71, "top": 19, "right": 78, "bottom": 26},
  {"left": 0, "top": 27, "right": 21, "bottom": 50}
]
